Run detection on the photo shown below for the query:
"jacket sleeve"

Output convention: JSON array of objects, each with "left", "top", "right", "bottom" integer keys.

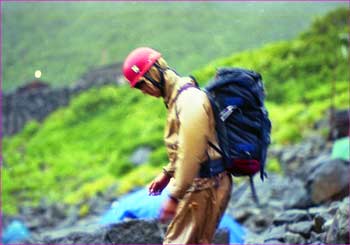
[
  {"left": 169, "top": 90, "right": 210, "bottom": 200},
  {"left": 163, "top": 162, "right": 175, "bottom": 177}
]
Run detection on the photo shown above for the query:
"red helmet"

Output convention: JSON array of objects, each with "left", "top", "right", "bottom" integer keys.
[{"left": 122, "top": 47, "right": 161, "bottom": 87}]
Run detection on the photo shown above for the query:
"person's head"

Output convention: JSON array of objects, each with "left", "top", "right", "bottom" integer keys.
[{"left": 122, "top": 47, "right": 168, "bottom": 97}]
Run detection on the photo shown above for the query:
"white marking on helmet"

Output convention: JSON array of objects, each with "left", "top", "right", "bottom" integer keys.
[{"left": 131, "top": 65, "right": 140, "bottom": 73}]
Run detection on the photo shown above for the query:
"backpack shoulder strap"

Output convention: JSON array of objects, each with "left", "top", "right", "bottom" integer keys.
[
  {"left": 173, "top": 83, "right": 199, "bottom": 119},
  {"left": 173, "top": 83, "right": 199, "bottom": 105}
]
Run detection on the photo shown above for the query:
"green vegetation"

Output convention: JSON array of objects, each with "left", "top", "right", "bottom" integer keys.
[
  {"left": 3, "top": 85, "right": 167, "bottom": 213},
  {"left": 2, "top": 2, "right": 345, "bottom": 92},
  {"left": 2, "top": 7, "right": 349, "bottom": 215},
  {"left": 193, "top": 7, "right": 349, "bottom": 143}
]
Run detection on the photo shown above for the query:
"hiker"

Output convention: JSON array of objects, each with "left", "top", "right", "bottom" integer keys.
[{"left": 122, "top": 47, "right": 232, "bottom": 244}]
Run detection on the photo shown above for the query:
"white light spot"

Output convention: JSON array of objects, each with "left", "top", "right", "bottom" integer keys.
[{"left": 34, "top": 70, "right": 42, "bottom": 79}]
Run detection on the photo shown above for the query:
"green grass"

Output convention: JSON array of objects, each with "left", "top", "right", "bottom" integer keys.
[
  {"left": 2, "top": 85, "right": 168, "bottom": 213},
  {"left": 192, "top": 7, "right": 349, "bottom": 143},
  {"left": 2, "top": 7, "right": 349, "bottom": 215},
  {"left": 2, "top": 1, "right": 345, "bottom": 92}
]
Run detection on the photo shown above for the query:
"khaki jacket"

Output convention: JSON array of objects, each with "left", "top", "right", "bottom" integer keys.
[{"left": 162, "top": 70, "right": 222, "bottom": 200}]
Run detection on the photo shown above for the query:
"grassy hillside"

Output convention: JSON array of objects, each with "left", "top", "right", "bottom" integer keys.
[
  {"left": 2, "top": 7, "right": 349, "bottom": 215},
  {"left": 192, "top": 7, "right": 349, "bottom": 143},
  {"left": 2, "top": 2, "right": 346, "bottom": 92}
]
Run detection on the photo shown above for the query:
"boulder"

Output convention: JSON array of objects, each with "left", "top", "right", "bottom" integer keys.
[{"left": 307, "top": 159, "right": 349, "bottom": 204}]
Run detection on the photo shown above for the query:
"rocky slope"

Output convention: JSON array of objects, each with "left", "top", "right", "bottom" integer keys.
[{"left": 3, "top": 136, "right": 349, "bottom": 244}]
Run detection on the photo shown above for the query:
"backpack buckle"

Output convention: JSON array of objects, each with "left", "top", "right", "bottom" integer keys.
[{"left": 220, "top": 105, "right": 239, "bottom": 121}]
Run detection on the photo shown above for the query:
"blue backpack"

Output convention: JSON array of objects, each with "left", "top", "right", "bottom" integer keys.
[
  {"left": 177, "top": 68, "right": 271, "bottom": 205},
  {"left": 204, "top": 67, "right": 271, "bottom": 181}
]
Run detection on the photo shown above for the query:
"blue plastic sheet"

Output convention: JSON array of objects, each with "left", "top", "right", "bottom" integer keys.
[
  {"left": 332, "top": 137, "right": 350, "bottom": 161},
  {"left": 2, "top": 220, "right": 30, "bottom": 244},
  {"left": 100, "top": 187, "right": 245, "bottom": 244}
]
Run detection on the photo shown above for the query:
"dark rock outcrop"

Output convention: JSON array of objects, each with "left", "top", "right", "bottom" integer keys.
[{"left": 2, "top": 63, "right": 123, "bottom": 136}]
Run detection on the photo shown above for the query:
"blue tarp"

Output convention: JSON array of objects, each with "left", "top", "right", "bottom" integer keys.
[
  {"left": 2, "top": 220, "right": 30, "bottom": 244},
  {"left": 332, "top": 137, "right": 350, "bottom": 161},
  {"left": 100, "top": 187, "right": 246, "bottom": 244}
]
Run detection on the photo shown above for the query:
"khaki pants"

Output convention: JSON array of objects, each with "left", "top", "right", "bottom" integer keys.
[{"left": 163, "top": 173, "right": 232, "bottom": 244}]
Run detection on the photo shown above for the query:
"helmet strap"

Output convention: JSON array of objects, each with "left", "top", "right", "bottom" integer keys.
[
  {"left": 144, "top": 62, "right": 167, "bottom": 97},
  {"left": 143, "top": 73, "right": 164, "bottom": 96}
]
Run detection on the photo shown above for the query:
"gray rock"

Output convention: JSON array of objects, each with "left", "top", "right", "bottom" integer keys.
[
  {"left": 212, "top": 229, "right": 230, "bottom": 244},
  {"left": 280, "top": 146, "right": 298, "bottom": 165},
  {"left": 105, "top": 220, "right": 163, "bottom": 244},
  {"left": 287, "top": 221, "right": 313, "bottom": 237},
  {"left": 294, "top": 153, "right": 331, "bottom": 180},
  {"left": 326, "top": 197, "right": 350, "bottom": 244},
  {"left": 273, "top": 209, "right": 311, "bottom": 226},
  {"left": 244, "top": 209, "right": 276, "bottom": 234},
  {"left": 262, "top": 225, "right": 287, "bottom": 243},
  {"left": 244, "top": 231, "right": 264, "bottom": 244},
  {"left": 27, "top": 219, "right": 229, "bottom": 244},
  {"left": 281, "top": 179, "right": 311, "bottom": 209},
  {"left": 230, "top": 174, "right": 310, "bottom": 211},
  {"left": 233, "top": 208, "right": 260, "bottom": 223},
  {"left": 308, "top": 206, "right": 329, "bottom": 217},
  {"left": 45, "top": 230, "right": 106, "bottom": 244},
  {"left": 284, "top": 231, "right": 306, "bottom": 244},
  {"left": 129, "top": 147, "right": 152, "bottom": 166},
  {"left": 308, "top": 159, "right": 349, "bottom": 204},
  {"left": 309, "top": 231, "right": 327, "bottom": 244}
]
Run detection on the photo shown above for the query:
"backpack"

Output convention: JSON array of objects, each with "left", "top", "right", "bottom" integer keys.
[
  {"left": 204, "top": 67, "right": 271, "bottom": 181},
  {"left": 179, "top": 67, "right": 271, "bottom": 205}
]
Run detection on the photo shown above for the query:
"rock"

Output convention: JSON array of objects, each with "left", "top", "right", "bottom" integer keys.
[
  {"left": 313, "top": 214, "right": 326, "bottom": 233},
  {"left": 293, "top": 153, "right": 331, "bottom": 180},
  {"left": 233, "top": 208, "right": 259, "bottom": 224},
  {"left": 243, "top": 209, "right": 276, "bottom": 234},
  {"left": 129, "top": 147, "right": 152, "bottom": 166},
  {"left": 326, "top": 197, "right": 350, "bottom": 244},
  {"left": 212, "top": 229, "right": 230, "bottom": 244},
  {"left": 262, "top": 225, "right": 287, "bottom": 243},
  {"left": 280, "top": 146, "right": 298, "bottom": 165},
  {"left": 42, "top": 230, "right": 106, "bottom": 244},
  {"left": 281, "top": 179, "right": 311, "bottom": 209},
  {"left": 244, "top": 231, "right": 264, "bottom": 244},
  {"left": 105, "top": 220, "right": 163, "bottom": 244},
  {"left": 57, "top": 206, "right": 79, "bottom": 229},
  {"left": 273, "top": 209, "right": 311, "bottom": 226},
  {"left": 308, "top": 159, "right": 349, "bottom": 204},
  {"left": 9, "top": 135, "right": 348, "bottom": 245},
  {"left": 229, "top": 174, "right": 310, "bottom": 211},
  {"left": 26, "top": 219, "right": 229, "bottom": 244},
  {"left": 309, "top": 231, "right": 327, "bottom": 244},
  {"left": 287, "top": 221, "right": 313, "bottom": 238},
  {"left": 284, "top": 231, "right": 306, "bottom": 244}
]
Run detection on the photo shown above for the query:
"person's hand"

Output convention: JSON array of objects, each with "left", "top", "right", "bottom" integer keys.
[
  {"left": 148, "top": 172, "right": 171, "bottom": 196},
  {"left": 159, "top": 197, "right": 178, "bottom": 223}
]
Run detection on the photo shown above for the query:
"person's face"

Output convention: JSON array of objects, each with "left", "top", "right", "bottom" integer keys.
[{"left": 134, "top": 79, "right": 162, "bottom": 98}]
